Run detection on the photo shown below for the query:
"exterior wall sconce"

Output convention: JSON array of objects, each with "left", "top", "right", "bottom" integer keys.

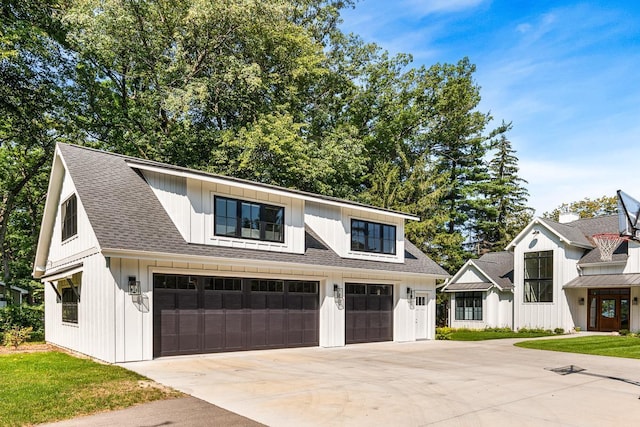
[
  {"left": 333, "top": 284, "right": 344, "bottom": 309},
  {"left": 578, "top": 297, "right": 585, "bottom": 305},
  {"left": 634, "top": 297, "right": 638, "bottom": 305},
  {"left": 128, "top": 276, "right": 141, "bottom": 295},
  {"left": 407, "top": 287, "right": 416, "bottom": 309}
]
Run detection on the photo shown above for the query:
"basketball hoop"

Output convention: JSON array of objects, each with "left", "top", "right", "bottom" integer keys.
[{"left": 592, "top": 233, "right": 627, "bottom": 262}]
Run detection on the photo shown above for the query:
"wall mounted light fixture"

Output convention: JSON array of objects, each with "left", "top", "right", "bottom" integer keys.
[
  {"left": 634, "top": 297, "right": 638, "bottom": 306},
  {"left": 578, "top": 297, "right": 585, "bottom": 306},
  {"left": 128, "top": 276, "right": 141, "bottom": 295},
  {"left": 333, "top": 284, "right": 344, "bottom": 306}
]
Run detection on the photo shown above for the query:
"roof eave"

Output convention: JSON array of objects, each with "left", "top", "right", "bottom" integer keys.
[{"left": 101, "top": 248, "right": 450, "bottom": 280}]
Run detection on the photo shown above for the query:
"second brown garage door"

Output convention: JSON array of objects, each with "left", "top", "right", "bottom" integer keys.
[
  {"left": 345, "top": 283, "right": 394, "bottom": 344},
  {"left": 153, "top": 274, "right": 319, "bottom": 357}
]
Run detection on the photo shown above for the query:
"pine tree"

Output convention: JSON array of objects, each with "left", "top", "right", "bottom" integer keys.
[{"left": 474, "top": 125, "right": 532, "bottom": 253}]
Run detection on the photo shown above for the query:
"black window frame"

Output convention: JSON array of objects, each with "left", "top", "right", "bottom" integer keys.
[
  {"left": 61, "top": 194, "right": 77, "bottom": 242},
  {"left": 214, "top": 196, "right": 285, "bottom": 243},
  {"left": 454, "top": 292, "right": 483, "bottom": 321},
  {"left": 60, "top": 273, "right": 81, "bottom": 324},
  {"left": 350, "top": 219, "right": 396, "bottom": 255},
  {"left": 524, "top": 250, "right": 553, "bottom": 303}
]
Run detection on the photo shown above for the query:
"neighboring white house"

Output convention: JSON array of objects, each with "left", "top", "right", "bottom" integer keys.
[
  {"left": 32, "top": 143, "right": 449, "bottom": 363},
  {"left": 441, "top": 252, "right": 513, "bottom": 329},
  {"left": 444, "top": 210, "right": 640, "bottom": 333},
  {"left": 0, "top": 282, "right": 29, "bottom": 308}
]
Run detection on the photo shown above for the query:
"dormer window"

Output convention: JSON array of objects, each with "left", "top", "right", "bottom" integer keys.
[
  {"left": 61, "top": 194, "right": 77, "bottom": 241},
  {"left": 351, "top": 219, "right": 396, "bottom": 255},
  {"left": 214, "top": 196, "right": 284, "bottom": 243}
]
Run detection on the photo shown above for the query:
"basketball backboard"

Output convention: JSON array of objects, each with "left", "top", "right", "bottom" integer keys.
[{"left": 617, "top": 190, "right": 640, "bottom": 240}]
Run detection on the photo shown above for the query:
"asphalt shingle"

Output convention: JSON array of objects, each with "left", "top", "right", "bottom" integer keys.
[{"left": 58, "top": 143, "right": 449, "bottom": 276}]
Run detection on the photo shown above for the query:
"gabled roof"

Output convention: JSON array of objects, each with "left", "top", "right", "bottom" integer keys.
[
  {"left": 506, "top": 214, "right": 627, "bottom": 266},
  {"left": 34, "top": 143, "right": 448, "bottom": 278},
  {"left": 442, "top": 251, "right": 513, "bottom": 292}
]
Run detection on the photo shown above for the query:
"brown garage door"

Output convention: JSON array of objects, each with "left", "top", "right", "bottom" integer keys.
[
  {"left": 345, "top": 283, "right": 394, "bottom": 344},
  {"left": 153, "top": 274, "right": 319, "bottom": 357}
]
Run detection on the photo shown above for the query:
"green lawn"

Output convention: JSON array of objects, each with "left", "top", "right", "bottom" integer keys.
[
  {"left": 449, "top": 329, "right": 556, "bottom": 341},
  {"left": 0, "top": 351, "right": 180, "bottom": 426},
  {"left": 515, "top": 336, "right": 640, "bottom": 359}
]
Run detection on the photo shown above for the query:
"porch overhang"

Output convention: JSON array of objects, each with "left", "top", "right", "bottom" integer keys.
[
  {"left": 563, "top": 273, "right": 640, "bottom": 289},
  {"left": 442, "top": 282, "right": 492, "bottom": 292}
]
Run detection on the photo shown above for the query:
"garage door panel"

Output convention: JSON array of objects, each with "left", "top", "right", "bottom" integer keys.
[
  {"left": 203, "top": 311, "right": 224, "bottom": 351},
  {"left": 177, "top": 292, "right": 198, "bottom": 309},
  {"left": 346, "top": 284, "right": 394, "bottom": 345},
  {"left": 267, "top": 311, "right": 286, "bottom": 346},
  {"left": 223, "top": 310, "right": 245, "bottom": 350},
  {"left": 154, "top": 275, "right": 318, "bottom": 357}
]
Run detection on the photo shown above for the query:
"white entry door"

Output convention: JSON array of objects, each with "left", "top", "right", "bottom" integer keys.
[{"left": 415, "top": 292, "right": 429, "bottom": 340}]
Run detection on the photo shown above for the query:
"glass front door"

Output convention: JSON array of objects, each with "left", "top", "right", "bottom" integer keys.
[{"left": 587, "top": 288, "right": 631, "bottom": 332}]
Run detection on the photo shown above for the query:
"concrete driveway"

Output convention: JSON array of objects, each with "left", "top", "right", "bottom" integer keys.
[{"left": 122, "top": 338, "right": 640, "bottom": 426}]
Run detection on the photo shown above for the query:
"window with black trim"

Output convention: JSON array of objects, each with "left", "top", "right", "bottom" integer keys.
[
  {"left": 214, "top": 196, "right": 284, "bottom": 243},
  {"left": 59, "top": 272, "right": 81, "bottom": 324},
  {"left": 61, "top": 194, "right": 77, "bottom": 241},
  {"left": 455, "top": 292, "right": 482, "bottom": 320},
  {"left": 524, "top": 250, "right": 553, "bottom": 303},
  {"left": 350, "top": 219, "right": 396, "bottom": 255}
]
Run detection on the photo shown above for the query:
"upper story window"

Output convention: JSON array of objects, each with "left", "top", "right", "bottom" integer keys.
[
  {"left": 351, "top": 219, "right": 396, "bottom": 255},
  {"left": 61, "top": 194, "right": 77, "bottom": 241},
  {"left": 524, "top": 250, "right": 553, "bottom": 303},
  {"left": 214, "top": 196, "right": 284, "bottom": 243}
]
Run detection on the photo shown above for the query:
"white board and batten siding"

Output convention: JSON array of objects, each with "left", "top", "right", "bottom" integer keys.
[
  {"left": 513, "top": 226, "right": 581, "bottom": 331},
  {"left": 143, "top": 170, "right": 305, "bottom": 254},
  {"left": 100, "top": 257, "right": 439, "bottom": 361},
  {"left": 305, "top": 201, "right": 405, "bottom": 263},
  {"left": 44, "top": 168, "right": 116, "bottom": 362}
]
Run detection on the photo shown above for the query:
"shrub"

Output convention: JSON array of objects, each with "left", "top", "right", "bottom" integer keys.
[
  {"left": 554, "top": 328, "right": 565, "bottom": 335},
  {"left": 3, "top": 326, "right": 33, "bottom": 349},
  {"left": 574, "top": 326, "right": 581, "bottom": 332},
  {"left": 436, "top": 327, "right": 453, "bottom": 340},
  {"left": 0, "top": 305, "right": 44, "bottom": 342},
  {"left": 619, "top": 329, "right": 630, "bottom": 336}
]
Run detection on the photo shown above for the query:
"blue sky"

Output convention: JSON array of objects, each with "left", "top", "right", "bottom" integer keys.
[{"left": 340, "top": 0, "right": 640, "bottom": 215}]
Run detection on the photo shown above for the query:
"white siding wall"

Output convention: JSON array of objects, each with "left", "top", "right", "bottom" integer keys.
[
  {"left": 103, "top": 257, "right": 437, "bottom": 361},
  {"left": 144, "top": 171, "right": 190, "bottom": 241},
  {"left": 46, "top": 169, "right": 100, "bottom": 269},
  {"left": 305, "top": 202, "right": 406, "bottom": 263},
  {"left": 513, "top": 226, "right": 581, "bottom": 331},
  {"left": 45, "top": 253, "right": 116, "bottom": 362},
  {"left": 455, "top": 266, "right": 486, "bottom": 283},
  {"left": 305, "top": 201, "right": 342, "bottom": 253},
  {"left": 143, "top": 171, "right": 306, "bottom": 254}
]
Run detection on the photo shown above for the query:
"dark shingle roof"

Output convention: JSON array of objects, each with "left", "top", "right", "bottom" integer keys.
[
  {"left": 58, "top": 143, "right": 448, "bottom": 276},
  {"left": 472, "top": 252, "right": 514, "bottom": 290},
  {"left": 443, "top": 251, "right": 513, "bottom": 292},
  {"left": 543, "top": 216, "right": 628, "bottom": 265}
]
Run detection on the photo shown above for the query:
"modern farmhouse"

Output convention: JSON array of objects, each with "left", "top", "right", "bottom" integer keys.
[
  {"left": 443, "top": 209, "right": 640, "bottom": 333},
  {"left": 33, "top": 143, "right": 448, "bottom": 362}
]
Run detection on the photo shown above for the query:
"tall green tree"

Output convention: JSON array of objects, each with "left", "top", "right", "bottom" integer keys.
[
  {"left": 471, "top": 124, "right": 532, "bottom": 253},
  {"left": 0, "top": 0, "right": 70, "bottom": 295},
  {"left": 543, "top": 195, "right": 618, "bottom": 221}
]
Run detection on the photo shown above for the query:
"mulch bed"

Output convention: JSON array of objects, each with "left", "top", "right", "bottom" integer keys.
[{"left": 0, "top": 343, "right": 58, "bottom": 355}]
